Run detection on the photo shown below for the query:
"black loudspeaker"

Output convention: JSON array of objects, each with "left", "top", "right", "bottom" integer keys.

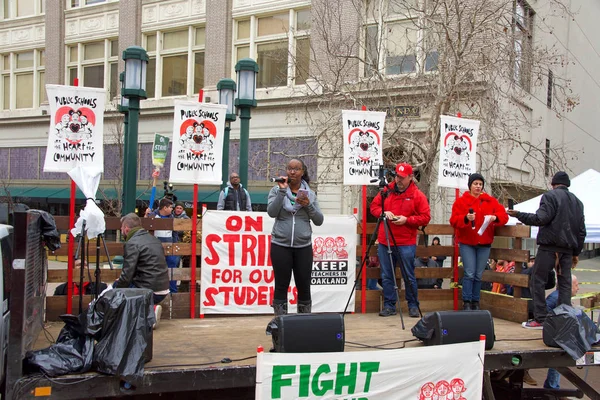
[
  {"left": 271, "top": 314, "right": 345, "bottom": 353},
  {"left": 418, "top": 310, "right": 495, "bottom": 350}
]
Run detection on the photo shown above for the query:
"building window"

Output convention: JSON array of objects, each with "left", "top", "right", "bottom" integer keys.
[
  {"left": 544, "top": 139, "right": 550, "bottom": 177},
  {"left": 1, "top": 49, "right": 45, "bottom": 110},
  {"left": 68, "top": 0, "right": 113, "bottom": 8},
  {"left": 2, "top": 0, "right": 44, "bottom": 19},
  {"left": 66, "top": 39, "right": 119, "bottom": 99},
  {"left": 513, "top": 0, "right": 534, "bottom": 90},
  {"left": 546, "top": 69, "right": 553, "bottom": 109},
  {"left": 234, "top": 8, "right": 311, "bottom": 89},
  {"left": 363, "top": 1, "right": 436, "bottom": 77},
  {"left": 144, "top": 26, "right": 205, "bottom": 99}
]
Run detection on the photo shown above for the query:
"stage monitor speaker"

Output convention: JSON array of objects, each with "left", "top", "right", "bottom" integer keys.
[
  {"left": 271, "top": 313, "right": 345, "bottom": 353},
  {"left": 422, "top": 310, "right": 495, "bottom": 350}
]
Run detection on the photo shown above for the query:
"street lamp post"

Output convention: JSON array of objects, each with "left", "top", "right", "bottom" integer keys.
[
  {"left": 121, "top": 46, "right": 148, "bottom": 215},
  {"left": 217, "top": 78, "right": 237, "bottom": 189},
  {"left": 234, "top": 58, "right": 258, "bottom": 189}
]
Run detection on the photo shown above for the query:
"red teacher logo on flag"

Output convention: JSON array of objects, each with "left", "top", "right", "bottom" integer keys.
[
  {"left": 54, "top": 106, "right": 96, "bottom": 145},
  {"left": 178, "top": 119, "right": 216, "bottom": 156}
]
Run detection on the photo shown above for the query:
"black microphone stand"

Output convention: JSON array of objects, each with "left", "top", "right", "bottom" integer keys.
[{"left": 74, "top": 220, "right": 86, "bottom": 315}]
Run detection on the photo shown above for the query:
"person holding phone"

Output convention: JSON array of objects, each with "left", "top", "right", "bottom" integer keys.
[
  {"left": 267, "top": 158, "right": 324, "bottom": 318},
  {"left": 450, "top": 173, "right": 509, "bottom": 310}
]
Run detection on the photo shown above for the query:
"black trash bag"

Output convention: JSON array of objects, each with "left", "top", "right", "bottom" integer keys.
[
  {"left": 88, "top": 288, "right": 154, "bottom": 382},
  {"left": 543, "top": 304, "right": 600, "bottom": 360},
  {"left": 31, "top": 209, "right": 61, "bottom": 251},
  {"left": 25, "top": 314, "right": 93, "bottom": 377}
]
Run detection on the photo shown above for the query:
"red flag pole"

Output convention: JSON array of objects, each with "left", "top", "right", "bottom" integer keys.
[
  {"left": 190, "top": 90, "right": 204, "bottom": 318},
  {"left": 452, "top": 112, "right": 462, "bottom": 310},
  {"left": 360, "top": 105, "right": 368, "bottom": 313},
  {"left": 66, "top": 77, "right": 80, "bottom": 314}
]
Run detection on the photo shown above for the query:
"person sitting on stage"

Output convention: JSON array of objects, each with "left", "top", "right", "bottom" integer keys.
[
  {"left": 146, "top": 198, "right": 179, "bottom": 293},
  {"left": 115, "top": 213, "right": 169, "bottom": 328},
  {"left": 415, "top": 236, "right": 445, "bottom": 289},
  {"left": 369, "top": 162, "right": 431, "bottom": 318},
  {"left": 54, "top": 259, "right": 107, "bottom": 295},
  {"left": 450, "top": 173, "right": 509, "bottom": 311}
]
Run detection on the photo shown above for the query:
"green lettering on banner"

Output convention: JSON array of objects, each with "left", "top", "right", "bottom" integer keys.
[
  {"left": 152, "top": 133, "right": 170, "bottom": 167},
  {"left": 360, "top": 362, "right": 380, "bottom": 392},
  {"left": 335, "top": 362, "right": 357, "bottom": 395},
  {"left": 270, "top": 361, "right": 381, "bottom": 398},
  {"left": 271, "top": 365, "right": 296, "bottom": 399},
  {"left": 312, "top": 364, "right": 333, "bottom": 396}
]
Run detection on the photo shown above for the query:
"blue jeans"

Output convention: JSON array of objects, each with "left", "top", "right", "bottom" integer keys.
[
  {"left": 377, "top": 244, "right": 418, "bottom": 309},
  {"left": 366, "top": 279, "right": 379, "bottom": 290},
  {"left": 544, "top": 368, "right": 560, "bottom": 389},
  {"left": 166, "top": 255, "right": 180, "bottom": 293},
  {"left": 459, "top": 244, "right": 491, "bottom": 302}
]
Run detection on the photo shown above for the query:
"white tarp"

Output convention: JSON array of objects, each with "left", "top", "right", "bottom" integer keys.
[
  {"left": 511, "top": 169, "right": 600, "bottom": 243},
  {"left": 255, "top": 340, "right": 485, "bottom": 400}
]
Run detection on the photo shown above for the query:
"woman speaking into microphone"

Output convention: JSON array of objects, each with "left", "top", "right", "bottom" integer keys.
[
  {"left": 267, "top": 158, "right": 323, "bottom": 318},
  {"left": 450, "top": 173, "right": 508, "bottom": 310}
]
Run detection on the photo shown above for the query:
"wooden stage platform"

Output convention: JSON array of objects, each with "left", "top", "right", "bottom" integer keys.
[{"left": 25, "top": 312, "right": 598, "bottom": 399}]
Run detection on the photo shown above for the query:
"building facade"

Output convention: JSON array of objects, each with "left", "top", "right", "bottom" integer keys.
[{"left": 0, "top": 0, "right": 598, "bottom": 220}]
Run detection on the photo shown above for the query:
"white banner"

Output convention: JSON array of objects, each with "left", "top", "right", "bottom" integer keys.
[
  {"left": 169, "top": 101, "right": 227, "bottom": 185},
  {"left": 342, "top": 110, "right": 385, "bottom": 185},
  {"left": 200, "top": 211, "right": 356, "bottom": 315},
  {"left": 256, "top": 340, "right": 485, "bottom": 400},
  {"left": 437, "top": 115, "right": 480, "bottom": 189},
  {"left": 43, "top": 85, "right": 106, "bottom": 172}
]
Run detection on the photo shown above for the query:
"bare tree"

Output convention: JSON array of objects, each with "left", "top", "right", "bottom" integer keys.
[
  {"left": 287, "top": 0, "right": 578, "bottom": 208},
  {"left": 98, "top": 115, "right": 125, "bottom": 217}
]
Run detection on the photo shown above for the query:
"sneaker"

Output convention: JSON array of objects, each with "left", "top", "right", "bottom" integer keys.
[
  {"left": 409, "top": 307, "right": 420, "bottom": 318},
  {"left": 523, "top": 370, "right": 538, "bottom": 386},
  {"left": 521, "top": 320, "right": 543, "bottom": 330},
  {"left": 153, "top": 304, "right": 162, "bottom": 330},
  {"left": 471, "top": 301, "right": 480, "bottom": 311},
  {"left": 379, "top": 308, "right": 397, "bottom": 317},
  {"left": 463, "top": 301, "right": 472, "bottom": 311}
]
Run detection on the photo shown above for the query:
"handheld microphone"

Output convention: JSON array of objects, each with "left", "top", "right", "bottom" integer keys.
[
  {"left": 469, "top": 208, "right": 475, "bottom": 229},
  {"left": 270, "top": 177, "right": 287, "bottom": 183}
]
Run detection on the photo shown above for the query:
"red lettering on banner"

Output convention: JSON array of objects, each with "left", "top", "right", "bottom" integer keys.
[
  {"left": 241, "top": 235, "right": 257, "bottom": 266},
  {"left": 248, "top": 269, "right": 274, "bottom": 284},
  {"left": 225, "top": 215, "right": 243, "bottom": 231},
  {"left": 212, "top": 268, "right": 242, "bottom": 284},
  {"left": 222, "top": 234, "right": 240, "bottom": 264},
  {"left": 225, "top": 215, "right": 263, "bottom": 232},
  {"left": 204, "top": 234, "right": 221, "bottom": 265},
  {"left": 288, "top": 287, "right": 298, "bottom": 305},
  {"left": 203, "top": 286, "right": 275, "bottom": 306}
]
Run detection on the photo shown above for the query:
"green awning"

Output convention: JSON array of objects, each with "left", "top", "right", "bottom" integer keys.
[{"left": 1, "top": 186, "right": 271, "bottom": 205}]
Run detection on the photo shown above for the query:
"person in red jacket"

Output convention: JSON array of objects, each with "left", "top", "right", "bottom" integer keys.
[
  {"left": 450, "top": 173, "right": 509, "bottom": 310},
  {"left": 370, "top": 163, "right": 431, "bottom": 318}
]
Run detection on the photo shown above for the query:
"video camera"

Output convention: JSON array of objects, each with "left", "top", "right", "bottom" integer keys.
[
  {"left": 370, "top": 165, "right": 396, "bottom": 189},
  {"left": 163, "top": 181, "right": 177, "bottom": 201}
]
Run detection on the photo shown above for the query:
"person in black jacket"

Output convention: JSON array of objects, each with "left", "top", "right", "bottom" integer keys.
[
  {"left": 114, "top": 213, "right": 170, "bottom": 306},
  {"left": 508, "top": 171, "right": 586, "bottom": 329}
]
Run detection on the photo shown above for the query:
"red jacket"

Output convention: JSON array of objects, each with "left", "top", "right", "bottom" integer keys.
[
  {"left": 370, "top": 181, "right": 431, "bottom": 246},
  {"left": 449, "top": 191, "right": 509, "bottom": 246}
]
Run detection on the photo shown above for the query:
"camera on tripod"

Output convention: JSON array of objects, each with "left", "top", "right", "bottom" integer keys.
[
  {"left": 163, "top": 181, "right": 177, "bottom": 201},
  {"left": 371, "top": 165, "right": 396, "bottom": 188}
]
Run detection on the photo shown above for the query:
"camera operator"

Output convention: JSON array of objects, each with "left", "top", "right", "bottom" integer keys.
[{"left": 369, "top": 163, "right": 431, "bottom": 318}]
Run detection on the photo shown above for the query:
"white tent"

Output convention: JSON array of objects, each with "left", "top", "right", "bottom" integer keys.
[{"left": 510, "top": 169, "right": 600, "bottom": 243}]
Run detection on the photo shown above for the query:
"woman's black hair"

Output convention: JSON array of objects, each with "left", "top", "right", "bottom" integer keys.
[{"left": 431, "top": 236, "right": 441, "bottom": 245}]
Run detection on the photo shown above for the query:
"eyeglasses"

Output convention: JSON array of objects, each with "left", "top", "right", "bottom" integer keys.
[{"left": 286, "top": 167, "right": 302, "bottom": 173}]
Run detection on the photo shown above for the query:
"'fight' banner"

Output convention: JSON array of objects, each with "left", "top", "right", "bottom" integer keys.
[
  {"left": 256, "top": 340, "right": 485, "bottom": 400},
  {"left": 342, "top": 110, "right": 385, "bottom": 185},
  {"left": 437, "top": 115, "right": 479, "bottom": 189},
  {"left": 200, "top": 211, "right": 356, "bottom": 315},
  {"left": 169, "top": 101, "right": 227, "bottom": 185},
  {"left": 43, "top": 85, "right": 106, "bottom": 172}
]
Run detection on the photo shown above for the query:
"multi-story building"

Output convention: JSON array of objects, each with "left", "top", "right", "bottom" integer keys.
[{"left": 0, "top": 0, "right": 598, "bottom": 223}]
